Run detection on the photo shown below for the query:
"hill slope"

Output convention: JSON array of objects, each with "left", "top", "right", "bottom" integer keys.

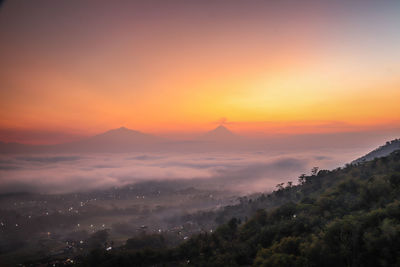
[
  {"left": 353, "top": 138, "right": 400, "bottom": 164},
  {"left": 79, "top": 151, "right": 400, "bottom": 267}
]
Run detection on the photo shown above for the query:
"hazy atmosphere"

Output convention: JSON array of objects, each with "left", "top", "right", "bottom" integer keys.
[
  {"left": 0, "top": 1, "right": 400, "bottom": 266},
  {"left": 1, "top": 0, "right": 399, "bottom": 142},
  {"left": 0, "top": 150, "right": 352, "bottom": 194}
]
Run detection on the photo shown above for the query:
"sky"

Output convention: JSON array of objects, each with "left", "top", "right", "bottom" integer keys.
[{"left": 0, "top": 0, "right": 400, "bottom": 144}]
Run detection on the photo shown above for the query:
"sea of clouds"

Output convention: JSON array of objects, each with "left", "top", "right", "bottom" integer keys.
[{"left": 0, "top": 148, "right": 366, "bottom": 194}]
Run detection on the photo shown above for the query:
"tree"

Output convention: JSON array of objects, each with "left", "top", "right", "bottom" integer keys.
[
  {"left": 311, "top": 167, "right": 319, "bottom": 176},
  {"left": 276, "top": 183, "right": 285, "bottom": 191},
  {"left": 298, "top": 174, "right": 307, "bottom": 185}
]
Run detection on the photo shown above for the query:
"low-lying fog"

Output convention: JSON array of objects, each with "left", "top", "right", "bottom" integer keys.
[
  {"left": 0, "top": 136, "right": 395, "bottom": 265},
  {"left": 0, "top": 148, "right": 367, "bottom": 195}
]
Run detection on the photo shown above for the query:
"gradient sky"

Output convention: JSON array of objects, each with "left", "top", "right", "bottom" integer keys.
[{"left": 0, "top": 0, "right": 399, "bottom": 144}]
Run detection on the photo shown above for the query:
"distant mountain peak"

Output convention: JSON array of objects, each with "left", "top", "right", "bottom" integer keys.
[
  {"left": 67, "top": 126, "right": 164, "bottom": 152},
  {"left": 110, "top": 126, "right": 133, "bottom": 132},
  {"left": 199, "top": 125, "right": 237, "bottom": 141},
  {"left": 102, "top": 126, "right": 143, "bottom": 135},
  {"left": 215, "top": 124, "right": 229, "bottom": 130},
  {"left": 211, "top": 125, "right": 233, "bottom": 134}
]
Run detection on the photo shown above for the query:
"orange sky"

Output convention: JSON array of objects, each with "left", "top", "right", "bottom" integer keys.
[{"left": 0, "top": 1, "right": 399, "bottom": 143}]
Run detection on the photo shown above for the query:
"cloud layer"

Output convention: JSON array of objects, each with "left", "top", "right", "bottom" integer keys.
[{"left": 0, "top": 148, "right": 363, "bottom": 194}]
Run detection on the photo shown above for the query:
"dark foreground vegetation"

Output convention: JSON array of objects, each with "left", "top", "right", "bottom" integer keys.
[{"left": 77, "top": 150, "right": 400, "bottom": 267}]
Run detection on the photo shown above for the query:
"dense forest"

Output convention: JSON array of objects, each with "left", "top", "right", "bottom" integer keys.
[{"left": 74, "top": 150, "right": 400, "bottom": 266}]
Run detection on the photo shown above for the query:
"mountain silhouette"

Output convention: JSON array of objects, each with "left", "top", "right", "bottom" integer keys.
[
  {"left": 53, "top": 127, "right": 164, "bottom": 152},
  {"left": 0, "top": 127, "right": 165, "bottom": 153},
  {"left": 85, "top": 127, "right": 160, "bottom": 145},
  {"left": 198, "top": 125, "right": 238, "bottom": 142},
  {"left": 1, "top": 126, "right": 398, "bottom": 155}
]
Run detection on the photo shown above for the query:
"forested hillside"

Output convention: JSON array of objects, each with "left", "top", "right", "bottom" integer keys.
[
  {"left": 77, "top": 150, "right": 400, "bottom": 267},
  {"left": 353, "top": 138, "right": 400, "bottom": 164}
]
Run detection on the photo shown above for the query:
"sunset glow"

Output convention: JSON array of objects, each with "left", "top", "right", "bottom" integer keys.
[
  {"left": 0, "top": 0, "right": 399, "bottom": 143},
  {"left": 2, "top": 3, "right": 400, "bottom": 265}
]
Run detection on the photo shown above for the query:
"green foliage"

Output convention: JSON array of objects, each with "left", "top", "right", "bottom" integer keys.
[{"left": 78, "top": 151, "right": 400, "bottom": 267}]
